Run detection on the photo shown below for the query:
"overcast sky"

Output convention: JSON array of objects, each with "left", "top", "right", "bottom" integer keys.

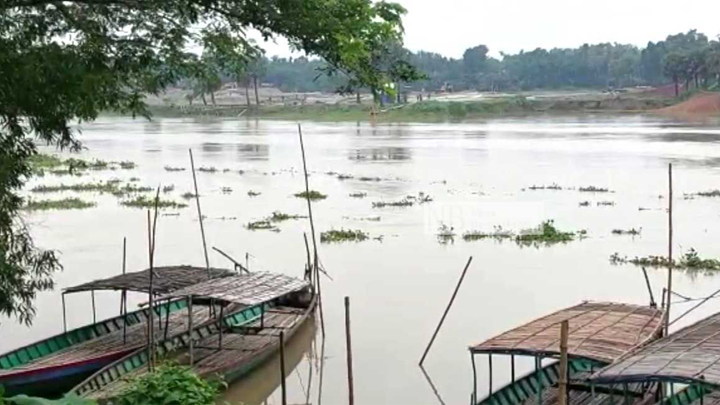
[{"left": 254, "top": 0, "right": 720, "bottom": 59}]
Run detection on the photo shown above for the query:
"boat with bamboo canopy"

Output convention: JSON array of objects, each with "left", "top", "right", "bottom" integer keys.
[
  {"left": 589, "top": 310, "right": 720, "bottom": 405},
  {"left": 0, "top": 265, "right": 234, "bottom": 397},
  {"left": 71, "top": 271, "right": 317, "bottom": 400},
  {"left": 468, "top": 301, "right": 665, "bottom": 405}
]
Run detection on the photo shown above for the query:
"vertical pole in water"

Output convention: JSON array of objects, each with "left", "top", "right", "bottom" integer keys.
[
  {"left": 147, "top": 193, "right": 160, "bottom": 372},
  {"left": 122, "top": 237, "right": 128, "bottom": 344},
  {"left": 536, "top": 357, "right": 542, "bottom": 405},
  {"left": 147, "top": 210, "right": 155, "bottom": 372},
  {"left": 511, "top": 355, "right": 516, "bottom": 383},
  {"left": 280, "top": 331, "right": 287, "bottom": 405},
  {"left": 298, "top": 124, "right": 324, "bottom": 337},
  {"left": 188, "top": 295, "right": 194, "bottom": 366},
  {"left": 558, "top": 320, "right": 569, "bottom": 405},
  {"left": 471, "top": 353, "right": 477, "bottom": 405},
  {"left": 218, "top": 304, "right": 224, "bottom": 350},
  {"left": 303, "top": 233, "right": 313, "bottom": 287},
  {"left": 62, "top": 293, "right": 67, "bottom": 333},
  {"left": 189, "top": 149, "right": 210, "bottom": 274},
  {"left": 91, "top": 290, "right": 96, "bottom": 324},
  {"left": 488, "top": 354, "right": 493, "bottom": 396},
  {"left": 419, "top": 256, "right": 473, "bottom": 366},
  {"left": 666, "top": 163, "right": 673, "bottom": 336},
  {"left": 345, "top": 297, "right": 355, "bottom": 405}
]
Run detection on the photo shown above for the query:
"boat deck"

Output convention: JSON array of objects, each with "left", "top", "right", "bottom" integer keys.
[
  {"left": 83, "top": 306, "right": 307, "bottom": 400},
  {"left": 520, "top": 386, "right": 648, "bottom": 405},
  {"left": 680, "top": 390, "right": 720, "bottom": 405},
  {"left": 0, "top": 306, "right": 212, "bottom": 378}
]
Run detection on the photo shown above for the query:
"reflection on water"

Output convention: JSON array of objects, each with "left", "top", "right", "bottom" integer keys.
[
  {"left": 348, "top": 147, "right": 412, "bottom": 162},
  {"left": 236, "top": 144, "right": 270, "bottom": 161},
  {"left": 6, "top": 115, "right": 720, "bottom": 404},
  {"left": 221, "top": 317, "right": 318, "bottom": 404}
]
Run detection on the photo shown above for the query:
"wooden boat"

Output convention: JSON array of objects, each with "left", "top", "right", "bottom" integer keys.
[
  {"left": 589, "top": 310, "right": 720, "bottom": 405},
  {"left": 71, "top": 271, "right": 316, "bottom": 400},
  {"left": 0, "top": 266, "right": 234, "bottom": 397},
  {"left": 469, "top": 301, "right": 665, "bottom": 405}
]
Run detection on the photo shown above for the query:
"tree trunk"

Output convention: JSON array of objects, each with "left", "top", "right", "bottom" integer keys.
[
  {"left": 210, "top": 91, "right": 216, "bottom": 106},
  {"left": 201, "top": 92, "right": 208, "bottom": 105},
  {"left": 674, "top": 75, "right": 679, "bottom": 97},
  {"left": 253, "top": 75, "right": 260, "bottom": 106},
  {"left": 356, "top": 92, "right": 361, "bottom": 104},
  {"left": 245, "top": 80, "right": 251, "bottom": 106},
  {"left": 685, "top": 78, "right": 690, "bottom": 93},
  {"left": 695, "top": 74, "right": 699, "bottom": 89}
]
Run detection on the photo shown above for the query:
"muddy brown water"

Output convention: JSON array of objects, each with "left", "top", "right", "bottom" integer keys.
[{"left": 4, "top": 115, "right": 720, "bottom": 404}]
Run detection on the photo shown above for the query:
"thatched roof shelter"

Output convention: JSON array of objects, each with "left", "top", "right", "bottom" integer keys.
[
  {"left": 161, "top": 272, "right": 309, "bottom": 306},
  {"left": 63, "top": 265, "right": 234, "bottom": 295},
  {"left": 470, "top": 302, "right": 664, "bottom": 363},
  {"left": 590, "top": 310, "right": 720, "bottom": 387}
]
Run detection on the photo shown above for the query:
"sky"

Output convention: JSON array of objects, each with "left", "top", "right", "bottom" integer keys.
[{"left": 253, "top": 0, "right": 720, "bottom": 60}]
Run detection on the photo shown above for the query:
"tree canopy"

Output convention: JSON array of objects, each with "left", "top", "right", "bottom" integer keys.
[
  {"left": 0, "top": 0, "right": 417, "bottom": 325},
  {"left": 249, "top": 29, "right": 720, "bottom": 94}
]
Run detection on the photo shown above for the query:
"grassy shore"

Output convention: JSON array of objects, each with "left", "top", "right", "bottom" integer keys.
[{"left": 139, "top": 94, "right": 675, "bottom": 122}]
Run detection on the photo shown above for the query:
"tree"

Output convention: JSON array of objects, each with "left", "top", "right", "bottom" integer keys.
[
  {"left": 462, "top": 45, "right": 489, "bottom": 89},
  {"left": 663, "top": 53, "right": 687, "bottom": 97},
  {"left": 0, "top": 0, "right": 418, "bottom": 325}
]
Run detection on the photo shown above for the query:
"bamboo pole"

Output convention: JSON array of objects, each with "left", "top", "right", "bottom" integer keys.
[
  {"left": 189, "top": 149, "right": 210, "bottom": 273},
  {"left": 62, "top": 293, "right": 67, "bottom": 333},
  {"left": 558, "top": 320, "right": 569, "bottom": 405},
  {"left": 91, "top": 290, "right": 96, "bottom": 324},
  {"left": 280, "top": 331, "right": 287, "bottom": 405},
  {"left": 345, "top": 297, "right": 355, "bottom": 405},
  {"left": 303, "top": 233, "right": 312, "bottom": 285},
  {"left": 147, "top": 210, "right": 154, "bottom": 371},
  {"left": 298, "top": 124, "right": 325, "bottom": 336},
  {"left": 488, "top": 354, "right": 493, "bottom": 395},
  {"left": 211, "top": 246, "right": 248, "bottom": 274},
  {"left": 511, "top": 355, "right": 515, "bottom": 383},
  {"left": 536, "top": 357, "right": 542, "bottom": 405},
  {"left": 122, "top": 237, "right": 128, "bottom": 344},
  {"left": 419, "top": 256, "right": 473, "bottom": 366},
  {"left": 641, "top": 267, "right": 656, "bottom": 307},
  {"left": 188, "top": 295, "right": 194, "bottom": 365},
  {"left": 471, "top": 353, "right": 477, "bottom": 404},
  {"left": 666, "top": 163, "right": 673, "bottom": 336},
  {"left": 318, "top": 336, "right": 326, "bottom": 405},
  {"left": 147, "top": 187, "right": 161, "bottom": 371}
]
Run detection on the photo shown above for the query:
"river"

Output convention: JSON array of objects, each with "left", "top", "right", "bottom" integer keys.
[{"left": 3, "top": 115, "right": 720, "bottom": 404}]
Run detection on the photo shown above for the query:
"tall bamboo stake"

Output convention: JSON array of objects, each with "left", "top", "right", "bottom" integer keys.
[
  {"left": 188, "top": 294, "right": 194, "bottom": 365},
  {"left": 419, "top": 256, "right": 473, "bottom": 366},
  {"left": 189, "top": 149, "right": 210, "bottom": 274},
  {"left": 318, "top": 336, "right": 326, "bottom": 405},
  {"left": 146, "top": 210, "right": 154, "bottom": 371},
  {"left": 558, "top": 320, "right": 569, "bottom": 405},
  {"left": 345, "top": 297, "right": 355, "bottom": 405},
  {"left": 666, "top": 163, "right": 673, "bottom": 336},
  {"left": 147, "top": 187, "right": 161, "bottom": 371},
  {"left": 122, "top": 237, "right": 128, "bottom": 344},
  {"left": 298, "top": 124, "right": 325, "bottom": 336},
  {"left": 62, "top": 293, "right": 67, "bottom": 333},
  {"left": 280, "top": 331, "right": 287, "bottom": 405},
  {"left": 91, "top": 290, "right": 96, "bottom": 323},
  {"left": 303, "top": 233, "right": 312, "bottom": 285}
]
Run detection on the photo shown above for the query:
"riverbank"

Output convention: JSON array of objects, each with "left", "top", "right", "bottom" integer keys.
[{"left": 140, "top": 92, "right": 678, "bottom": 122}]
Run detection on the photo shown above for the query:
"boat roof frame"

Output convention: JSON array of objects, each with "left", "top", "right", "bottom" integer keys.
[{"left": 470, "top": 301, "right": 665, "bottom": 364}]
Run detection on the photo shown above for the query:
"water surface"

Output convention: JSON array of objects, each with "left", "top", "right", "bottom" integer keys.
[{"left": 4, "top": 115, "right": 720, "bottom": 404}]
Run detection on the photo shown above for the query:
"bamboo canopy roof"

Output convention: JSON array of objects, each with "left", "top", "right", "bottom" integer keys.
[
  {"left": 590, "top": 310, "right": 720, "bottom": 387},
  {"left": 161, "top": 272, "right": 309, "bottom": 306},
  {"left": 64, "top": 266, "right": 234, "bottom": 295},
  {"left": 470, "top": 302, "right": 664, "bottom": 363}
]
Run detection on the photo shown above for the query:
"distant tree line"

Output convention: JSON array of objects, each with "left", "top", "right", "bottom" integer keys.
[{"left": 222, "top": 29, "right": 720, "bottom": 98}]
